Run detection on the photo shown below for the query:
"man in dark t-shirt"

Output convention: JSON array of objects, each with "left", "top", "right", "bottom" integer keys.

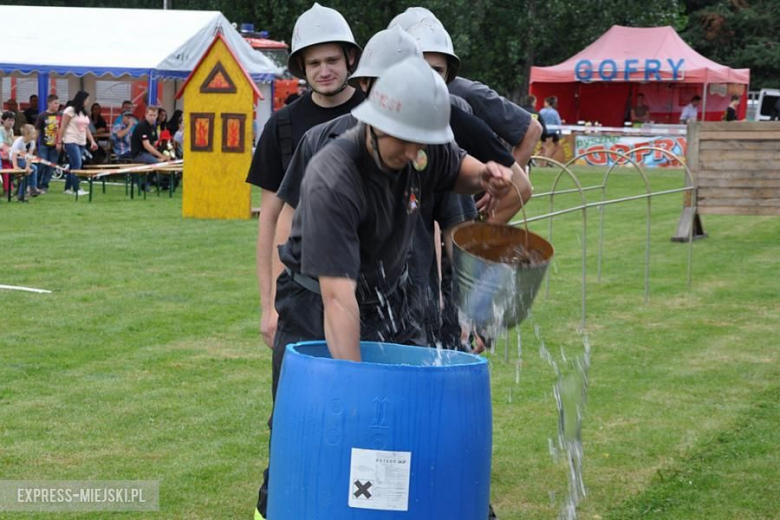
[
  {"left": 130, "top": 106, "right": 165, "bottom": 192},
  {"left": 250, "top": 6, "right": 364, "bottom": 518},
  {"left": 245, "top": 3, "right": 363, "bottom": 357},
  {"left": 275, "top": 57, "right": 516, "bottom": 366}
]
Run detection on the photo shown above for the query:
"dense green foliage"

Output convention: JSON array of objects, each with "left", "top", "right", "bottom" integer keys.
[{"left": 5, "top": 0, "right": 779, "bottom": 94}]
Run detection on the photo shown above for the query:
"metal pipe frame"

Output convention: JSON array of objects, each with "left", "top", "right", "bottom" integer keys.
[{"left": 516, "top": 146, "right": 696, "bottom": 331}]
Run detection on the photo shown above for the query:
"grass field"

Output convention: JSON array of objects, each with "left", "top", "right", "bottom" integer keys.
[{"left": 1, "top": 167, "right": 778, "bottom": 519}]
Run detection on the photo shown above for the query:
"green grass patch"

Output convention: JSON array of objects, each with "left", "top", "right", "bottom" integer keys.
[{"left": 1, "top": 169, "right": 777, "bottom": 519}]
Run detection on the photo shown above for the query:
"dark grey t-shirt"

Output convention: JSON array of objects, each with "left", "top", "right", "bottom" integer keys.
[
  {"left": 448, "top": 76, "right": 532, "bottom": 147},
  {"left": 277, "top": 114, "right": 357, "bottom": 209},
  {"left": 279, "top": 124, "right": 465, "bottom": 299}
]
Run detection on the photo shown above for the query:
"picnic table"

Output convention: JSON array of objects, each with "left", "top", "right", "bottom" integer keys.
[
  {"left": 0, "top": 168, "right": 30, "bottom": 202},
  {"left": 71, "top": 161, "right": 183, "bottom": 202}
]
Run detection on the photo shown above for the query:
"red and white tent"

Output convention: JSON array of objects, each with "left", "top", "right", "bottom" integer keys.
[{"left": 529, "top": 26, "right": 750, "bottom": 126}]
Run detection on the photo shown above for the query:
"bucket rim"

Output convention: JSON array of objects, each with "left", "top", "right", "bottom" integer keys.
[
  {"left": 286, "top": 341, "right": 488, "bottom": 369},
  {"left": 451, "top": 221, "right": 554, "bottom": 268}
]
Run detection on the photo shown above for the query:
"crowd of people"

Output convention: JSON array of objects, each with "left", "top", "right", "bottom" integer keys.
[
  {"left": 246, "top": 5, "right": 544, "bottom": 520},
  {"left": 0, "top": 94, "right": 184, "bottom": 200}
]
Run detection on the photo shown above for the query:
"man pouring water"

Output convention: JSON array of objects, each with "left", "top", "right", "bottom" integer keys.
[{"left": 272, "top": 56, "right": 516, "bottom": 366}]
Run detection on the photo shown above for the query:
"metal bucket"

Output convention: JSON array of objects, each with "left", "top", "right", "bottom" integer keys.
[{"left": 452, "top": 221, "right": 554, "bottom": 329}]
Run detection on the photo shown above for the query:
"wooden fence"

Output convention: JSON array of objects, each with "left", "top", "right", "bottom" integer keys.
[{"left": 688, "top": 121, "right": 780, "bottom": 216}]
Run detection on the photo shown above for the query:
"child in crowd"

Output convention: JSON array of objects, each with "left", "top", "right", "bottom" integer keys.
[
  {"left": 34, "top": 94, "right": 61, "bottom": 193},
  {"left": 1, "top": 110, "right": 16, "bottom": 194},
  {"left": 11, "top": 124, "right": 42, "bottom": 200}
]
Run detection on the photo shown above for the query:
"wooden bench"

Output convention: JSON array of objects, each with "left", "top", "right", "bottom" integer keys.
[{"left": 0, "top": 168, "right": 30, "bottom": 202}]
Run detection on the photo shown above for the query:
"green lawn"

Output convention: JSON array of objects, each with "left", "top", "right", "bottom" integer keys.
[{"left": 1, "top": 168, "right": 777, "bottom": 519}]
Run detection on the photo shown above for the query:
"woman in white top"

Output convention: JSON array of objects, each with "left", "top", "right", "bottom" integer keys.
[{"left": 56, "top": 90, "right": 97, "bottom": 195}]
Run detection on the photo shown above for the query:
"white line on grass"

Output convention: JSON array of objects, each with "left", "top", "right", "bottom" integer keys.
[{"left": 0, "top": 285, "right": 52, "bottom": 294}]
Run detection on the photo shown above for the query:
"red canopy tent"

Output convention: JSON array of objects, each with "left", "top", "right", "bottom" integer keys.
[{"left": 529, "top": 26, "right": 750, "bottom": 126}]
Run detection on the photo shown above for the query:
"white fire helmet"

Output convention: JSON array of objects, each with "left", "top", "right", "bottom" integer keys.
[
  {"left": 288, "top": 3, "right": 362, "bottom": 79},
  {"left": 387, "top": 7, "right": 439, "bottom": 31},
  {"left": 349, "top": 26, "right": 423, "bottom": 87},
  {"left": 352, "top": 56, "right": 454, "bottom": 145},
  {"left": 406, "top": 19, "right": 460, "bottom": 83}
]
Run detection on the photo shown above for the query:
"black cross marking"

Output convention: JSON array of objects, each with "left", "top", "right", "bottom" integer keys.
[{"left": 353, "top": 480, "right": 372, "bottom": 499}]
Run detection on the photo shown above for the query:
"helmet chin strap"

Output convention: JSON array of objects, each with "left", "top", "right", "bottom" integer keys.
[
  {"left": 368, "top": 126, "right": 396, "bottom": 174},
  {"left": 311, "top": 80, "right": 349, "bottom": 98}
]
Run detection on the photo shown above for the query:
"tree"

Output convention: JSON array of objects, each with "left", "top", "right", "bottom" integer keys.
[{"left": 681, "top": 0, "right": 780, "bottom": 90}]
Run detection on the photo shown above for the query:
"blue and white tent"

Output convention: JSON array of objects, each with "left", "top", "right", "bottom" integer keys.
[
  {"left": 0, "top": 5, "right": 281, "bottom": 120},
  {"left": 0, "top": 5, "right": 280, "bottom": 80}
]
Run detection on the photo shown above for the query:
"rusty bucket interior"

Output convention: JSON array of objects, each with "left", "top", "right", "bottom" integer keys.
[{"left": 452, "top": 222, "right": 554, "bottom": 329}]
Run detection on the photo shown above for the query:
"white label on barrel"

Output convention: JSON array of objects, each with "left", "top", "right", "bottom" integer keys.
[{"left": 348, "top": 448, "right": 411, "bottom": 511}]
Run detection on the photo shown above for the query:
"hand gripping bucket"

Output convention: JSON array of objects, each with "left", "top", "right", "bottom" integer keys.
[{"left": 452, "top": 221, "right": 554, "bottom": 329}]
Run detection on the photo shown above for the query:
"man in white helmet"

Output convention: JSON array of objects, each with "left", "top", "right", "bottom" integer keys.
[
  {"left": 275, "top": 27, "right": 530, "bottom": 350},
  {"left": 246, "top": 2, "right": 363, "bottom": 355},
  {"left": 390, "top": 7, "right": 542, "bottom": 170},
  {"left": 274, "top": 55, "right": 514, "bottom": 362},
  {"left": 248, "top": 7, "right": 363, "bottom": 517}
]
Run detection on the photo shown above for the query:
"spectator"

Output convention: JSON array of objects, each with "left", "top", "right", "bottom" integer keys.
[
  {"left": 131, "top": 106, "right": 166, "bottom": 164},
  {"left": 173, "top": 117, "right": 184, "bottom": 157},
  {"left": 166, "top": 109, "right": 182, "bottom": 135},
  {"left": 285, "top": 79, "right": 308, "bottom": 105},
  {"left": 89, "top": 102, "right": 110, "bottom": 163},
  {"left": 723, "top": 95, "right": 740, "bottom": 121},
  {"left": 89, "top": 103, "right": 108, "bottom": 136},
  {"left": 23, "top": 94, "right": 39, "bottom": 123},
  {"left": 0, "top": 111, "right": 16, "bottom": 194},
  {"left": 11, "top": 124, "right": 42, "bottom": 200},
  {"left": 680, "top": 95, "right": 701, "bottom": 124},
  {"left": 56, "top": 90, "right": 98, "bottom": 195},
  {"left": 631, "top": 93, "right": 651, "bottom": 124},
  {"left": 34, "top": 94, "right": 61, "bottom": 193},
  {"left": 156, "top": 108, "right": 168, "bottom": 136},
  {"left": 111, "top": 111, "right": 136, "bottom": 161},
  {"left": 113, "top": 100, "right": 135, "bottom": 126},
  {"left": 521, "top": 94, "right": 548, "bottom": 145},
  {"left": 6, "top": 99, "right": 26, "bottom": 135},
  {"left": 130, "top": 105, "right": 167, "bottom": 191},
  {"left": 539, "top": 96, "right": 562, "bottom": 160}
]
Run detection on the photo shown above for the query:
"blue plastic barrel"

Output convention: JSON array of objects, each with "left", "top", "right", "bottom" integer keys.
[{"left": 268, "top": 341, "right": 492, "bottom": 519}]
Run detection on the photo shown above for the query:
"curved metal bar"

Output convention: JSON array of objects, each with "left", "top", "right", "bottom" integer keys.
[
  {"left": 528, "top": 155, "right": 588, "bottom": 331},
  {"left": 599, "top": 149, "right": 651, "bottom": 303},
  {"left": 623, "top": 146, "right": 698, "bottom": 288}
]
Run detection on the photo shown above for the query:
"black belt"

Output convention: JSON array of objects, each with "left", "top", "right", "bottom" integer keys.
[{"left": 285, "top": 266, "right": 409, "bottom": 302}]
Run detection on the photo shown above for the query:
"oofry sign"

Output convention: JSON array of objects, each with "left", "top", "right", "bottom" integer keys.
[{"left": 574, "top": 59, "right": 685, "bottom": 82}]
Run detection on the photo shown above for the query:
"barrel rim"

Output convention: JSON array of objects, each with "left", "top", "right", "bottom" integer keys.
[{"left": 285, "top": 341, "right": 488, "bottom": 369}]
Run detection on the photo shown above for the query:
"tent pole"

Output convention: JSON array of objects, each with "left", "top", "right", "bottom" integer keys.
[
  {"left": 148, "top": 72, "right": 159, "bottom": 106},
  {"left": 38, "top": 72, "right": 49, "bottom": 110},
  {"left": 702, "top": 82, "right": 708, "bottom": 122}
]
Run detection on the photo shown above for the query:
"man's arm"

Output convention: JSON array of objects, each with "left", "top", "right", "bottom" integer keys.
[
  {"left": 320, "top": 276, "right": 361, "bottom": 361},
  {"left": 116, "top": 122, "right": 134, "bottom": 138},
  {"left": 485, "top": 162, "right": 533, "bottom": 224},
  {"left": 453, "top": 155, "right": 514, "bottom": 210},
  {"left": 510, "top": 117, "right": 542, "bottom": 169},
  {"left": 257, "top": 189, "right": 285, "bottom": 347},
  {"left": 142, "top": 138, "right": 165, "bottom": 160},
  {"left": 272, "top": 202, "right": 295, "bottom": 296}
]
